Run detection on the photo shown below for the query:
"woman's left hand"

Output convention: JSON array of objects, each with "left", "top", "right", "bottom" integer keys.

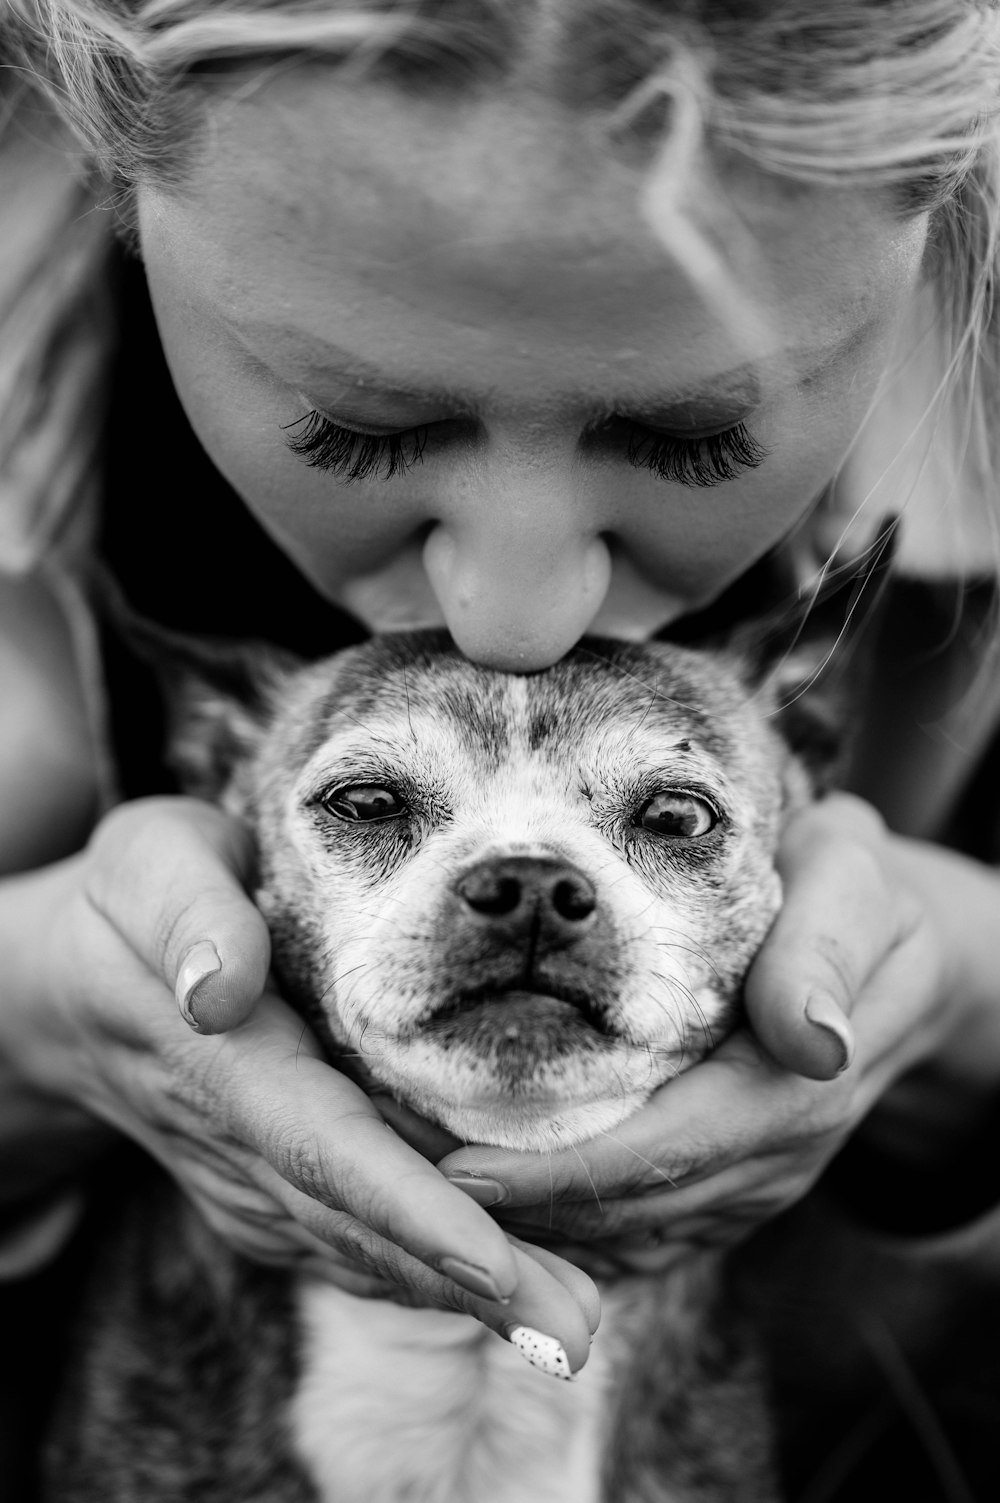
[{"left": 436, "top": 794, "right": 979, "bottom": 1264}]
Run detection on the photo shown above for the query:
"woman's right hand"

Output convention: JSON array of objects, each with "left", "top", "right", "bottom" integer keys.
[{"left": 0, "top": 796, "right": 597, "bottom": 1370}]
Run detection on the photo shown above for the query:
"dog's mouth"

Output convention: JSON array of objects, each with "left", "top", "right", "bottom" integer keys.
[{"left": 420, "top": 981, "right": 615, "bottom": 1040}]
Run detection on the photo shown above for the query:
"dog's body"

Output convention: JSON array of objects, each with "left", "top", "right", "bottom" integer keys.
[{"left": 45, "top": 629, "right": 826, "bottom": 1502}]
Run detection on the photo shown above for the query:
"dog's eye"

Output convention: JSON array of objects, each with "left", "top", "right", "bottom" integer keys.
[
  {"left": 636, "top": 791, "right": 717, "bottom": 839},
  {"left": 322, "top": 784, "right": 407, "bottom": 821}
]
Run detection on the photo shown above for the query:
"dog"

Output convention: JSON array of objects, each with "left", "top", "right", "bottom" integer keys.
[{"left": 43, "top": 615, "right": 847, "bottom": 1503}]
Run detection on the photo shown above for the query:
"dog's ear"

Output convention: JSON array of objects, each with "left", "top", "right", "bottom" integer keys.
[
  {"left": 719, "top": 519, "right": 898, "bottom": 791},
  {"left": 153, "top": 632, "right": 300, "bottom": 804},
  {"left": 93, "top": 572, "right": 302, "bottom": 802}
]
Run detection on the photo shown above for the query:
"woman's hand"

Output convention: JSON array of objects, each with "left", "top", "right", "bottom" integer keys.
[
  {"left": 438, "top": 794, "right": 968, "bottom": 1264},
  {"left": 0, "top": 796, "right": 597, "bottom": 1371}
]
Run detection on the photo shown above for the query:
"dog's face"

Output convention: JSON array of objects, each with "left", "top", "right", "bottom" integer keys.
[{"left": 172, "top": 631, "right": 816, "bottom": 1152}]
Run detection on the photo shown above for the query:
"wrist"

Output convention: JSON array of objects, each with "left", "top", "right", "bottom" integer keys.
[
  {"left": 0, "top": 856, "right": 91, "bottom": 1097},
  {"left": 890, "top": 836, "right": 1000, "bottom": 1087},
  {"left": 0, "top": 860, "right": 118, "bottom": 1214},
  {"left": 831, "top": 834, "right": 1000, "bottom": 1232}
]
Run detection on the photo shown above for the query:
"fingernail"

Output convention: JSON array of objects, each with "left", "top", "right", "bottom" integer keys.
[
  {"left": 175, "top": 941, "right": 222, "bottom": 1030},
  {"left": 438, "top": 1256, "right": 511, "bottom": 1304},
  {"left": 444, "top": 1175, "right": 510, "bottom": 1208},
  {"left": 504, "top": 1325, "right": 575, "bottom": 1381},
  {"left": 804, "top": 992, "right": 854, "bottom": 1074}
]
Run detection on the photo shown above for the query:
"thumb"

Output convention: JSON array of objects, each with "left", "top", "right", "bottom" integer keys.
[
  {"left": 86, "top": 796, "right": 271, "bottom": 1033},
  {"left": 744, "top": 796, "right": 891, "bottom": 1080}
]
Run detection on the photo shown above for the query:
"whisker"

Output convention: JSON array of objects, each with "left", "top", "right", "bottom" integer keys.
[
  {"left": 568, "top": 1144, "right": 604, "bottom": 1213},
  {"left": 401, "top": 660, "right": 417, "bottom": 746},
  {"left": 592, "top": 1130, "right": 681, "bottom": 1191}
]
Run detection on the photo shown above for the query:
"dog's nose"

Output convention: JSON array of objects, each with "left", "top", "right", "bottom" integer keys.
[{"left": 455, "top": 856, "right": 597, "bottom": 938}]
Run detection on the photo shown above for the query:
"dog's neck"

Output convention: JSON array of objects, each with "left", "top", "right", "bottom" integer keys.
[{"left": 287, "top": 1261, "right": 721, "bottom": 1503}]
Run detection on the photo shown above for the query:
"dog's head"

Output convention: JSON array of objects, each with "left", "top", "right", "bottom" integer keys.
[{"left": 155, "top": 625, "right": 836, "bottom": 1152}]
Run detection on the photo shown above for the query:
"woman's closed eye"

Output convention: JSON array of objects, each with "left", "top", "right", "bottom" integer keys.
[
  {"left": 282, "top": 409, "right": 431, "bottom": 482},
  {"left": 281, "top": 409, "right": 769, "bottom": 488},
  {"left": 585, "top": 414, "right": 769, "bottom": 488}
]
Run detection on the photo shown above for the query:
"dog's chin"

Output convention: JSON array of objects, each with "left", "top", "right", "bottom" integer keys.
[
  {"left": 404, "top": 1088, "right": 655, "bottom": 1153},
  {"left": 364, "top": 1018, "right": 687, "bottom": 1152}
]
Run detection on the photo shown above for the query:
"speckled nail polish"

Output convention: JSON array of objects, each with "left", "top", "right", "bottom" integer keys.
[{"left": 505, "top": 1325, "right": 574, "bottom": 1380}]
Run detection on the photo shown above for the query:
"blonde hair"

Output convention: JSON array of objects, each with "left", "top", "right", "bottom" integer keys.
[
  {"left": 4, "top": 4, "right": 999, "bottom": 196},
  {"left": 3, "top": 1, "right": 1000, "bottom": 516}
]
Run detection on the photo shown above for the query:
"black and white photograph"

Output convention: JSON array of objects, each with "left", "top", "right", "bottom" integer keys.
[{"left": 2, "top": 4, "right": 1000, "bottom": 1500}]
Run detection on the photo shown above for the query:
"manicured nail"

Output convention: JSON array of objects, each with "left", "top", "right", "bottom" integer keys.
[
  {"left": 804, "top": 992, "right": 855, "bottom": 1075},
  {"left": 444, "top": 1175, "right": 510, "bottom": 1208},
  {"left": 505, "top": 1325, "right": 575, "bottom": 1380},
  {"left": 175, "top": 941, "right": 222, "bottom": 1030},
  {"left": 438, "top": 1256, "right": 511, "bottom": 1304}
]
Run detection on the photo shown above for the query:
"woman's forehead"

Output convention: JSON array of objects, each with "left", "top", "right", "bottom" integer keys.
[{"left": 139, "top": 68, "right": 927, "bottom": 400}]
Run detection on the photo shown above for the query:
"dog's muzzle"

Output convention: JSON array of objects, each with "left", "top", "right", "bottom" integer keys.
[{"left": 418, "top": 854, "right": 620, "bottom": 1043}]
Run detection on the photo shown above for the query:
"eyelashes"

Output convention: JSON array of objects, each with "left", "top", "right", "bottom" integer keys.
[
  {"left": 601, "top": 417, "right": 768, "bottom": 488},
  {"left": 283, "top": 410, "right": 428, "bottom": 482},
  {"left": 282, "top": 410, "right": 768, "bottom": 488}
]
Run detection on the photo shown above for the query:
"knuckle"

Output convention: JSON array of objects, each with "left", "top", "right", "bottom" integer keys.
[
  {"left": 291, "top": 1205, "right": 485, "bottom": 1318},
  {"left": 794, "top": 1104, "right": 848, "bottom": 1152},
  {"left": 785, "top": 798, "right": 888, "bottom": 887},
  {"left": 82, "top": 805, "right": 144, "bottom": 908},
  {"left": 810, "top": 930, "right": 861, "bottom": 1001},
  {"left": 351, "top": 1175, "right": 422, "bottom": 1247},
  {"left": 88, "top": 798, "right": 177, "bottom": 867},
  {"left": 277, "top": 1131, "right": 343, "bottom": 1211},
  {"left": 331, "top": 1218, "right": 428, "bottom": 1284},
  {"left": 778, "top": 1094, "right": 852, "bottom": 1158},
  {"left": 814, "top": 832, "right": 887, "bottom": 908},
  {"left": 822, "top": 791, "right": 887, "bottom": 842},
  {"left": 152, "top": 890, "right": 211, "bottom": 978},
  {"left": 893, "top": 883, "right": 931, "bottom": 946},
  {"left": 84, "top": 800, "right": 185, "bottom": 923},
  {"left": 641, "top": 1156, "right": 703, "bottom": 1191}
]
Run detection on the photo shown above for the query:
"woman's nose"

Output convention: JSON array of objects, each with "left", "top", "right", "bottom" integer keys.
[{"left": 422, "top": 507, "right": 612, "bottom": 671}]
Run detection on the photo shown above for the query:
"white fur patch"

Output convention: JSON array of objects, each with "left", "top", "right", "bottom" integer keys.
[{"left": 290, "top": 1282, "right": 618, "bottom": 1503}]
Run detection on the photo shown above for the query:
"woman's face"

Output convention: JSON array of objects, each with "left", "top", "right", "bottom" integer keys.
[{"left": 138, "top": 69, "right": 927, "bottom": 669}]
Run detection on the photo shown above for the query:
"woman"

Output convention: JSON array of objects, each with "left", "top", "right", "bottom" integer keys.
[{"left": 2, "top": 0, "right": 1000, "bottom": 1454}]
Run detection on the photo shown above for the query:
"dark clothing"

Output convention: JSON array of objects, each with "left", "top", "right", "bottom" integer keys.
[{"left": 9, "top": 251, "right": 1000, "bottom": 1503}]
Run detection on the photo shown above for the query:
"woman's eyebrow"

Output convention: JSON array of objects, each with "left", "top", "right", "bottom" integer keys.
[
  {"left": 235, "top": 314, "right": 761, "bottom": 397},
  {"left": 229, "top": 317, "right": 472, "bottom": 410},
  {"left": 228, "top": 312, "right": 862, "bottom": 416}
]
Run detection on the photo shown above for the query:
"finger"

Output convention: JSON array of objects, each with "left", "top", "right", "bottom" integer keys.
[
  {"left": 206, "top": 998, "right": 521, "bottom": 1303},
  {"left": 744, "top": 794, "right": 898, "bottom": 1079},
  {"left": 494, "top": 1241, "right": 596, "bottom": 1374},
  {"left": 369, "top": 1092, "right": 465, "bottom": 1163},
  {"left": 85, "top": 797, "right": 271, "bottom": 1033},
  {"left": 439, "top": 1037, "right": 838, "bottom": 1206},
  {"left": 497, "top": 1148, "right": 809, "bottom": 1245},
  {"left": 506, "top": 1236, "right": 603, "bottom": 1337},
  {"left": 261, "top": 1199, "right": 596, "bottom": 1371}
]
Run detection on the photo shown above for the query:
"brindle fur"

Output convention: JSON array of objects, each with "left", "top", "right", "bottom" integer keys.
[{"left": 44, "top": 629, "right": 836, "bottom": 1503}]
